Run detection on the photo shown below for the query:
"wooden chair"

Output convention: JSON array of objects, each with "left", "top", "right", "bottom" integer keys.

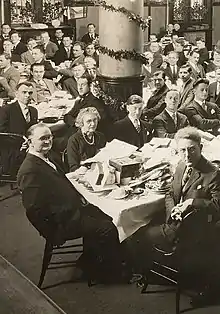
[
  {"left": 138, "top": 211, "right": 217, "bottom": 314},
  {"left": 0, "top": 133, "right": 26, "bottom": 200},
  {"left": 38, "top": 238, "right": 85, "bottom": 289}
]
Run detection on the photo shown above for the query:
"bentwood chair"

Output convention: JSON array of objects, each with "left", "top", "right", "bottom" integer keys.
[
  {"left": 0, "top": 133, "right": 26, "bottom": 200},
  {"left": 138, "top": 210, "right": 217, "bottom": 314}
]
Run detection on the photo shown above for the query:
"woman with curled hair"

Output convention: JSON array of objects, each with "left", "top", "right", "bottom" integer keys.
[{"left": 67, "top": 107, "right": 106, "bottom": 171}]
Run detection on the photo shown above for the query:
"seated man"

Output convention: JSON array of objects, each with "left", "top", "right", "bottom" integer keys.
[
  {"left": 32, "top": 45, "right": 58, "bottom": 79},
  {"left": 207, "top": 67, "right": 220, "bottom": 107},
  {"left": 0, "top": 52, "right": 20, "bottom": 99},
  {"left": 163, "top": 51, "right": 180, "bottom": 84},
  {"left": 40, "top": 31, "right": 58, "bottom": 60},
  {"left": 62, "top": 63, "right": 86, "bottom": 98},
  {"left": 113, "top": 95, "right": 152, "bottom": 148},
  {"left": 21, "top": 37, "right": 37, "bottom": 65},
  {"left": 0, "top": 81, "right": 38, "bottom": 135},
  {"left": 142, "top": 70, "right": 169, "bottom": 120},
  {"left": 53, "top": 35, "right": 74, "bottom": 66},
  {"left": 17, "top": 123, "right": 124, "bottom": 282},
  {"left": 153, "top": 89, "right": 188, "bottom": 138},
  {"left": 64, "top": 75, "right": 109, "bottom": 138},
  {"left": 10, "top": 30, "right": 27, "bottom": 61},
  {"left": 29, "top": 63, "right": 58, "bottom": 103},
  {"left": 125, "top": 126, "right": 220, "bottom": 298},
  {"left": 184, "top": 79, "right": 220, "bottom": 135},
  {"left": 187, "top": 49, "right": 206, "bottom": 81},
  {"left": 178, "top": 64, "right": 195, "bottom": 111}
]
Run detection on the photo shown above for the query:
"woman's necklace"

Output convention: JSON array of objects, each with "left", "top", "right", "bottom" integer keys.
[{"left": 82, "top": 132, "right": 95, "bottom": 145}]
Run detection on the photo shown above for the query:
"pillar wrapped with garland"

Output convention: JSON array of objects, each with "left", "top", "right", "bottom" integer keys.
[{"left": 98, "top": 0, "right": 146, "bottom": 112}]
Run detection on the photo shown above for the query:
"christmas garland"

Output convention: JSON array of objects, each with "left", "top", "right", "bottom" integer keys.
[
  {"left": 97, "top": 45, "right": 146, "bottom": 63},
  {"left": 66, "top": 0, "right": 151, "bottom": 30}
]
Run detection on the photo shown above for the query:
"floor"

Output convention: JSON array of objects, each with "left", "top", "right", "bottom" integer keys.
[{"left": 1, "top": 184, "right": 220, "bottom": 314}]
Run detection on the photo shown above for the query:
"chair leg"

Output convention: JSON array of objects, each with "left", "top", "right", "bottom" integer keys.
[
  {"left": 38, "top": 241, "right": 53, "bottom": 288},
  {"left": 141, "top": 275, "right": 149, "bottom": 294},
  {"left": 176, "top": 285, "right": 181, "bottom": 314}
]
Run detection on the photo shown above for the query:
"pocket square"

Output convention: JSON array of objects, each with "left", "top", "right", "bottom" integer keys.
[
  {"left": 197, "top": 184, "right": 202, "bottom": 190},
  {"left": 211, "top": 109, "right": 216, "bottom": 115}
]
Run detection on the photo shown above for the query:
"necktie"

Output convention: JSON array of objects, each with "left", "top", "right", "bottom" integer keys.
[
  {"left": 172, "top": 112, "right": 177, "bottom": 126},
  {"left": 45, "top": 158, "right": 57, "bottom": 171},
  {"left": 134, "top": 119, "right": 141, "bottom": 133},
  {"left": 182, "top": 166, "right": 192, "bottom": 189},
  {"left": 23, "top": 106, "right": 30, "bottom": 123},
  {"left": 66, "top": 47, "right": 70, "bottom": 58}
]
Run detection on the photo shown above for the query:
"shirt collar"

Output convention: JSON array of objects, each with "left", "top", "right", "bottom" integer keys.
[
  {"left": 194, "top": 97, "right": 205, "bottom": 107},
  {"left": 18, "top": 100, "right": 29, "bottom": 111},
  {"left": 128, "top": 115, "right": 140, "bottom": 126},
  {"left": 165, "top": 108, "right": 176, "bottom": 118}
]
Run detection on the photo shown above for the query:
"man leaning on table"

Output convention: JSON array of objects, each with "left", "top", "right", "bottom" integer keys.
[
  {"left": 113, "top": 95, "right": 152, "bottom": 148},
  {"left": 17, "top": 123, "right": 127, "bottom": 283},
  {"left": 125, "top": 126, "right": 220, "bottom": 306}
]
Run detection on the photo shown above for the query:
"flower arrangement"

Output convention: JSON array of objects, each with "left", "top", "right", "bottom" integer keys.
[
  {"left": 10, "top": 0, "right": 36, "bottom": 25},
  {"left": 190, "top": 2, "right": 208, "bottom": 21}
]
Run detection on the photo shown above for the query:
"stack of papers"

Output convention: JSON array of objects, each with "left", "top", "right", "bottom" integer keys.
[{"left": 81, "top": 140, "right": 138, "bottom": 164}]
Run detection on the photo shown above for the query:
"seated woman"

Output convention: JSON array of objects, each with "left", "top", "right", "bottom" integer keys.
[{"left": 67, "top": 107, "right": 106, "bottom": 172}]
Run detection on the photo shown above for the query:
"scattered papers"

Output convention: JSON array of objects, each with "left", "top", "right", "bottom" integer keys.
[
  {"left": 149, "top": 137, "right": 172, "bottom": 148},
  {"left": 203, "top": 136, "right": 220, "bottom": 162},
  {"left": 81, "top": 139, "right": 138, "bottom": 164}
]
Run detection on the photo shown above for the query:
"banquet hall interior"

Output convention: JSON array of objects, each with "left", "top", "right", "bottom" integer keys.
[{"left": 1, "top": 0, "right": 220, "bottom": 313}]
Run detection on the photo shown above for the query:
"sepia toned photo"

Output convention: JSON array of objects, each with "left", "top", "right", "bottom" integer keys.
[{"left": 0, "top": 0, "right": 220, "bottom": 314}]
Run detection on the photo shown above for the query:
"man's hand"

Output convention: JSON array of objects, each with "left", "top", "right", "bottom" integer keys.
[{"left": 171, "top": 199, "right": 193, "bottom": 221}]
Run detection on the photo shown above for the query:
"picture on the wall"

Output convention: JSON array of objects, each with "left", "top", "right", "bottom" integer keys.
[{"left": 66, "top": 6, "right": 88, "bottom": 19}]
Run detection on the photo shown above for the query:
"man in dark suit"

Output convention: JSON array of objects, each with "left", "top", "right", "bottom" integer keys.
[
  {"left": 142, "top": 70, "right": 169, "bottom": 120},
  {"left": 32, "top": 45, "right": 58, "bottom": 79},
  {"left": 40, "top": 31, "right": 58, "bottom": 60},
  {"left": 207, "top": 67, "right": 220, "bottom": 107},
  {"left": 0, "top": 81, "right": 38, "bottom": 135},
  {"left": 153, "top": 89, "right": 188, "bottom": 138},
  {"left": 64, "top": 75, "right": 109, "bottom": 138},
  {"left": 163, "top": 51, "right": 180, "bottom": 84},
  {"left": 53, "top": 35, "right": 74, "bottom": 66},
  {"left": 184, "top": 79, "right": 220, "bottom": 135},
  {"left": 125, "top": 126, "right": 220, "bottom": 299},
  {"left": 52, "top": 28, "right": 64, "bottom": 48},
  {"left": 62, "top": 63, "right": 85, "bottom": 98},
  {"left": 196, "top": 37, "right": 209, "bottom": 68},
  {"left": 17, "top": 123, "right": 124, "bottom": 282},
  {"left": 10, "top": 31, "right": 27, "bottom": 61},
  {"left": 164, "top": 34, "right": 179, "bottom": 55},
  {"left": 81, "top": 23, "right": 99, "bottom": 45},
  {"left": 114, "top": 95, "right": 152, "bottom": 148},
  {"left": 188, "top": 49, "right": 206, "bottom": 80},
  {"left": 178, "top": 64, "right": 195, "bottom": 111}
]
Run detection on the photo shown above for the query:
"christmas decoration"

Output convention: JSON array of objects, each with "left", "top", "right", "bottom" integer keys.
[{"left": 97, "top": 46, "right": 146, "bottom": 62}]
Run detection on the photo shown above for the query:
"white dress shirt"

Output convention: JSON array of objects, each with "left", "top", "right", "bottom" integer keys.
[
  {"left": 165, "top": 109, "right": 177, "bottom": 125},
  {"left": 18, "top": 101, "right": 30, "bottom": 122}
]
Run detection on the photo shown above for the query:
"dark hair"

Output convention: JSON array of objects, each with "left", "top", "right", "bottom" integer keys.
[
  {"left": 196, "top": 37, "right": 205, "bottom": 42},
  {"left": 193, "top": 78, "right": 209, "bottom": 88},
  {"left": 72, "top": 62, "right": 85, "bottom": 69},
  {"left": 179, "top": 64, "right": 192, "bottom": 73},
  {"left": 175, "top": 38, "right": 184, "bottom": 46},
  {"left": 87, "top": 23, "right": 95, "bottom": 28},
  {"left": 10, "top": 30, "right": 20, "bottom": 37},
  {"left": 175, "top": 126, "right": 201, "bottom": 145},
  {"left": 16, "top": 81, "right": 33, "bottom": 90},
  {"left": 27, "top": 37, "right": 36, "bottom": 43},
  {"left": 32, "top": 45, "right": 45, "bottom": 54},
  {"left": 73, "top": 41, "right": 85, "bottom": 50},
  {"left": 1, "top": 23, "right": 11, "bottom": 28},
  {"left": 189, "top": 48, "right": 200, "bottom": 56},
  {"left": 127, "top": 94, "right": 143, "bottom": 106},
  {"left": 30, "top": 63, "right": 45, "bottom": 72},
  {"left": 79, "top": 74, "right": 92, "bottom": 86},
  {"left": 153, "top": 70, "right": 166, "bottom": 80}
]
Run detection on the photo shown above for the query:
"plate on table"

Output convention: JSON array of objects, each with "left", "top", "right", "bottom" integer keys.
[{"left": 108, "top": 187, "right": 131, "bottom": 200}]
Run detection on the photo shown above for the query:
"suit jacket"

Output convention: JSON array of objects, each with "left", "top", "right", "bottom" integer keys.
[
  {"left": 164, "top": 43, "right": 175, "bottom": 56},
  {"left": 37, "top": 59, "right": 58, "bottom": 79},
  {"left": 184, "top": 99, "right": 220, "bottom": 134},
  {"left": 29, "top": 78, "right": 58, "bottom": 103},
  {"left": 12, "top": 42, "right": 27, "bottom": 60},
  {"left": 52, "top": 38, "right": 64, "bottom": 49},
  {"left": 21, "top": 50, "right": 35, "bottom": 65},
  {"left": 178, "top": 77, "right": 195, "bottom": 110},
  {"left": 17, "top": 153, "right": 82, "bottom": 242},
  {"left": 0, "top": 100, "right": 38, "bottom": 135},
  {"left": 208, "top": 82, "right": 220, "bottom": 107},
  {"left": 81, "top": 33, "right": 99, "bottom": 45},
  {"left": 164, "top": 65, "right": 180, "bottom": 84},
  {"left": 165, "top": 156, "right": 220, "bottom": 224},
  {"left": 113, "top": 116, "right": 152, "bottom": 148},
  {"left": 163, "top": 156, "right": 220, "bottom": 244},
  {"left": 142, "top": 84, "right": 169, "bottom": 120},
  {"left": 53, "top": 46, "right": 74, "bottom": 65},
  {"left": 62, "top": 77, "right": 79, "bottom": 98},
  {"left": 188, "top": 63, "right": 205, "bottom": 80},
  {"left": 0, "top": 66, "right": 20, "bottom": 98},
  {"left": 153, "top": 109, "right": 188, "bottom": 138},
  {"left": 44, "top": 41, "right": 58, "bottom": 60},
  {"left": 142, "top": 64, "right": 157, "bottom": 87},
  {"left": 58, "top": 55, "right": 85, "bottom": 78}
]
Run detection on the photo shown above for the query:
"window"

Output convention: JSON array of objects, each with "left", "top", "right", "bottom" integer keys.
[{"left": 172, "top": 0, "right": 208, "bottom": 24}]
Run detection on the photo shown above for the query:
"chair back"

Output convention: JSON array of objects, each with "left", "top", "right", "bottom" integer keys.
[{"left": 0, "top": 133, "right": 26, "bottom": 183}]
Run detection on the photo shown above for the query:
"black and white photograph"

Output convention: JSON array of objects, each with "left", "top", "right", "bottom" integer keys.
[{"left": 1, "top": 0, "right": 220, "bottom": 314}]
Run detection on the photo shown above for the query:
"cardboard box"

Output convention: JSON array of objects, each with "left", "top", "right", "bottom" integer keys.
[{"left": 109, "top": 157, "right": 141, "bottom": 180}]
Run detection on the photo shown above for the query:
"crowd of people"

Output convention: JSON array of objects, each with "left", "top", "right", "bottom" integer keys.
[{"left": 1, "top": 21, "right": 220, "bottom": 307}]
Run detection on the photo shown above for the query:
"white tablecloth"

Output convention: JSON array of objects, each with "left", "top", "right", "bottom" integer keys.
[{"left": 68, "top": 177, "right": 165, "bottom": 242}]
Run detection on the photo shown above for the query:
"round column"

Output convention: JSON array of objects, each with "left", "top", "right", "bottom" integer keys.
[{"left": 99, "top": 0, "right": 144, "bottom": 105}]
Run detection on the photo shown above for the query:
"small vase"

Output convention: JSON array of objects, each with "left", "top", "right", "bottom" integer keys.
[{"left": 51, "top": 19, "right": 60, "bottom": 28}]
